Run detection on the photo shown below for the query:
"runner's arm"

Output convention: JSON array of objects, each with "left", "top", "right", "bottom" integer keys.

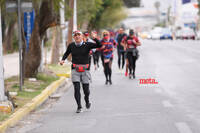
[
  {"left": 87, "top": 38, "right": 102, "bottom": 49},
  {"left": 135, "top": 38, "right": 141, "bottom": 46},
  {"left": 62, "top": 44, "right": 72, "bottom": 60}
]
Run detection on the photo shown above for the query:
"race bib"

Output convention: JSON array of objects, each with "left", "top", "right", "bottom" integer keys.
[{"left": 104, "top": 59, "right": 110, "bottom": 63}]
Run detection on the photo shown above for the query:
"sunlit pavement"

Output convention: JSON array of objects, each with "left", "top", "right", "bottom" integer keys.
[{"left": 7, "top": 40, "right": 200, "bottom": 133}]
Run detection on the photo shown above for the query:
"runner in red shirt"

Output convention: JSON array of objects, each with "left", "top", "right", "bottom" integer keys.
[{"left": 122, "top": 29, "right": 141, "bottom": 79}]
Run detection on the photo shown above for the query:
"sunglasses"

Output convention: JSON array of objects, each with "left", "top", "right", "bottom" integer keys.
[
  {"left": 74, "top": 33, "right": 81, "bottom": 37},
  {"left": 103, "top": 34, "right": 109, "bottom": 37}
]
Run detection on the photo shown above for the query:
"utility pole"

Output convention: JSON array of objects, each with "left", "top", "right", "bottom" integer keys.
[
  {"left": 60, "top": 0, "right": 66, "bottom": 54},
  {"left": 66, "top": 0, "right": 74, "bottom": 61},
  {"left": 67, "top": 0, "right": 77, "bottom": 44},
  {"left": 67, "top": 0, "right": 74, "bottom": 45},
  {"left": 73, "top": 0, "right": 77, "bottom": 31},
  {"left": 0, "top": 7, "right": 7, "bottom": 102},
  {"left": 0, "top": 6, "right": 12, "bottom": 114},
  {"left": 17, "top": 0, "right": 23, "bottom": 91}
]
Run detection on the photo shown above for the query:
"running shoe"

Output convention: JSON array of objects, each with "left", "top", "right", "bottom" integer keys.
[
  {"left": 125, "top": 71, "right": 128, "bottom": 77},
  {"left": 129, "top": 74, "right": 132, "bottom": 79},
  {"left": 86, "top": 103, "right": 91, "bottom": 109},
  {"left": 76, "top": 107, "right": 83, "bottom": 113},
  {"left": 109, "top": 80, "right": 112, "bottom": 85},
  {"left": 133, "top": 73, "right": 135, "bottom": 79},
  {"left": 105, "top": 80, "right": 109, "bottom": 85}
]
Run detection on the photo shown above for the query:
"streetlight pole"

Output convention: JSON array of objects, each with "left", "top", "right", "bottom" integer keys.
[
  {"left": 0, "top": 9, "right": 12, "bottom": 112},
  {"left": 73, "top": 0, "right": 77, "bottom": 31},
  {"left": 17, "top": 0, "right": 23, "bottom": 91},
  {"left": 0, "top": 7, "right": 7, "bottom": 101},
  {"left": 60, "top": 0, "right": 66, "bottom": 54}
]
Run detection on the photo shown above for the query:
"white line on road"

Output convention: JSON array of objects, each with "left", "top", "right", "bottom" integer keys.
[
  {"left": 162, "top": 100, "right": 174, "bottom": 108},
  {"left": 175, "top": 122, "right": 193, "bottom": 133}
]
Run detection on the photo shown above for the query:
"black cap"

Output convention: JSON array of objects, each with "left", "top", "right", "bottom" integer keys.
[{"left": 129, "top": 29, "right": 134, "bottom": 35}]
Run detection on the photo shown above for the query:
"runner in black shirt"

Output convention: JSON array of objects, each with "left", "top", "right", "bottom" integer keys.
[
  {"left": 116, "top": 28, "right": 127, "bottom": 71},
  {"left": 60, "top": 30, "right": 101, "bottom": 113}
]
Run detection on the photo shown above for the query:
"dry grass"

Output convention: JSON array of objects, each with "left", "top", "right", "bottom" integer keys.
[{"left": 1, "top": 71, "right": 59, "bottom": 122}]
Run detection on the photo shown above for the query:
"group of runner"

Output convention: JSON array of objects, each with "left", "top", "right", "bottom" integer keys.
[
  {"left": 60, "top": 28, "right": 141, "bottom": 113},
  {"left": 84, "top": 28, "right": 141, "bottom": 81}
]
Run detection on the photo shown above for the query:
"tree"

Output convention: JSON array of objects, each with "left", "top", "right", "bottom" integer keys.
[
  {"left": 3, "top": 20, "right": 16, "bottom": 53},
  {"left": 51, "top": 27, "right": 61, "bottom": 64},
  {"left": 77, "top": 0, "right": 102, "bottom": 30},
  {"left": 24, "top": 0, "right": 60, "bottom": 77},
  {"left": 66, "top": 0, "right": 74, "bottom": 45},
  {"left": 88, "top": 0, "right": 126, "bottom": 31},
  {"left": 0, "top": 0, "right": 17, "bottom": 53},
  {"left": 1, "top": 0, "right": 127, "bottom": 78}
]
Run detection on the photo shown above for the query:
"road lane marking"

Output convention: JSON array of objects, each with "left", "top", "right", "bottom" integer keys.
[
  {"left": 175, "top": 122, "right": 193, "bottom": 133},
  {"left": 162, "top": 100, "right": 174, "bottom": 108}
]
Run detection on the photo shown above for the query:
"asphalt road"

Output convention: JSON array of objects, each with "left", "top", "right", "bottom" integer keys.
[{"left": 7, "top": 39, "right": 200, "bottom": 133}]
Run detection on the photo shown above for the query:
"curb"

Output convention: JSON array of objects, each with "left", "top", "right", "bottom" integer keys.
[{"left": 0, "top": 77, "right": 68, "bottom": 133}]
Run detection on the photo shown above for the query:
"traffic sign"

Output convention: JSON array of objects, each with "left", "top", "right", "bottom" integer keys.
[{"left": 6, "top": 1, "right": 33, "bottom": 12}]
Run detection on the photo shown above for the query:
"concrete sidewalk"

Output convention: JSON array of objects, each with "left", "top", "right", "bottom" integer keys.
[
  {"left": 3, "top": 49, "right": 52, "bottom": 79},
  {"left": 3, "top": 53, "right": 19, "bottom": 79}
]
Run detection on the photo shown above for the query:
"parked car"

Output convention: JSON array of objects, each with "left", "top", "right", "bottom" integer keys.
[
  {"left": 176, "top": 30, "right": 183, "bottom": 40},
  {"left": 139, "top": 31, "right": 151, "bottom": 39},
  {"left": 181, "top": 28, "right": 195, "bottom": 40},
  {"left": 150, "top": 27, "right": 163, "bottom": 40},
  {"left": 160, "top": 28, "right": 173, "bottom": 40}
]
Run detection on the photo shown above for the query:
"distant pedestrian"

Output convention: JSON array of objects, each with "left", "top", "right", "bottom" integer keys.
[
  {"left": 83, "top": 31, "right": 94, "bottom": 70},
  {"left": 122, "top": 29, "right": 141, "bottom": 79},
  {"left": 60, "top": 30, "right": 101, "bottom": 113},
  {"left": 91, "top": 31, "right": 101, "bottom": 70},
  {"left": 116, "top": 28, "right": 127, "bottom": 71}
]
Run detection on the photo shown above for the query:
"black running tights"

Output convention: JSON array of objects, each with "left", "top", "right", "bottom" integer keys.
[
  {"left": 104, "top": 60, "right": 112, "bottom": 81},
  {"left": 117, "top": 51, "right": 125, "bottom": 69},
  {"left": 73, "top": 82, "right": 90, "bottom": 109},
  {"left": 127, "top": 52, "right": 137, "bottom": 75}
]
